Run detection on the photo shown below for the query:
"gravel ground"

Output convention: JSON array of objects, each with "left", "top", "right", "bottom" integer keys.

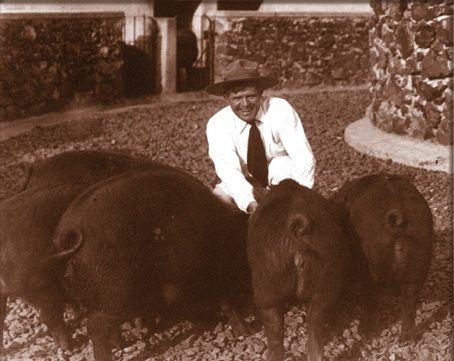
[{"left": 0, "top": 88, "right": 452, "bottom": 361}]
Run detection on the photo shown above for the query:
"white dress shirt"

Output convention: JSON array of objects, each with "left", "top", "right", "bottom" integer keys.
[{"left": 206, "top": 96, "right": 315, "bottom": 212}]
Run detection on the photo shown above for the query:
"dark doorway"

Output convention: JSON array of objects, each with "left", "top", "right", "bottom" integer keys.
[
  {"left": 217, "top": 0, "right": 262, "bottom": 10},
  {"left": 154, "top": 0, "right": 213, "bottom": 92},
  {"left": 154, "top": 0, "right": 201, "bottom": 28}
]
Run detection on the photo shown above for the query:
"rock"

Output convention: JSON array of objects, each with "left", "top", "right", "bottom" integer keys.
[
  {"left": 417, "top": 81, "right": 446, "bottom": 101},
  {"left": 304, "top": 71, "right": 322, "bottom": 86},
  {"left": 388, "top": 0, "right": 406, "bottom": 21},
  {"left": 423, "top": 102, "right": 441, "bottom": 128},
  {"left": 387, "top": 82, "right": 406, "bottom": 107},
  {"left": 21, "top": 25, "right": 37, "bottom": 41},
  {"left": 415, "top": 23, "right": 436, "bottom": 48},
  {"left": 408, "top": 111, "right": 429, "bottom": 139},
  {"left": 434, "top": 17, "right": 453, "bottom": 45},
  {"left": 396, "top": 22, "right": 414, "bottom": 59},
  {"left": 214, "top": 322, "right": 223, "bottom": 334},
  {"left": 435, "top": 117, "right": 453, "bottom": 145},
  {"left": 410, "top": 3, "right": 434, "bottom": 21},
  {"left": 370, "top": 0, "right": 385, "bottom": 16},
  {"left": 376, "top": 48, "right": 389, "bottom": 69},
  {"left": 421, "top": 50, "right": 452, "bottom": 79},
  {"left": 319, "top": 32, "right": 335, "bottom": 48}
]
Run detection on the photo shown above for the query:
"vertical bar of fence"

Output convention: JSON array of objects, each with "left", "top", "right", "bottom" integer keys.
[
  {"left": 133, "top": 15, "right": 136, "bottom": 47},
  {"left": 143, "top": 15, "right": 146, "bottom": 53},
  {"left": 207, "top": 15, "right": 215, "bottom": 85},
  {"left": 122, "top": 16, "right": 126, "bottom": 43}
]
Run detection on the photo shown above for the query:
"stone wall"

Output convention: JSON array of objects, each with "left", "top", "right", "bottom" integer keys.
[
  {"left": 212, "top": 12, "right": 372, "bottom": 89},
  {"left": 369, "top": 0, "right": 453, "bottom": 145},
  {"left": 0, "top": 13, "right": 124, "bottom": 121}
]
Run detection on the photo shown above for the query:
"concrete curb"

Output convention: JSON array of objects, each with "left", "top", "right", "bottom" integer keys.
[{"left": 345, "top": 117, "right": 453, "bottom": 174}]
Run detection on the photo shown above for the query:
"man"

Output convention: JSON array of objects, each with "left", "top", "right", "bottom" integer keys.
[{"left": 205, "top": 59, "right": 315, "bottom": 214}]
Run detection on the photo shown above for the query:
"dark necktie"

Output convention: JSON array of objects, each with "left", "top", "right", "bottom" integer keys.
[{"left": 247, "top": 120, "right": 268, "bottom": 188}]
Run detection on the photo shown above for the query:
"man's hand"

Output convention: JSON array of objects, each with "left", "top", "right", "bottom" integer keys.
[{"left": 246, "top": 201, "right": 258, "bottom": 214}]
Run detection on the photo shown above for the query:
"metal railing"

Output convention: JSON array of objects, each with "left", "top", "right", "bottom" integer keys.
[
  {"left": 121, "top": 15, "right": 157, "bottom": 55},
  {"left": 184, "top": 14, "right": 215, "bottom": 91}
]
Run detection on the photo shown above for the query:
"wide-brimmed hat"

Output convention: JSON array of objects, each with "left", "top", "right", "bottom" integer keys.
[{"left": 205, "top": 59, "right": 278, "bottom": 96}]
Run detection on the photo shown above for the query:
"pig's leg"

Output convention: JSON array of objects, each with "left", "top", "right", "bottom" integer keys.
[
  {"left": 307, "top": 294, "right": 334, "bottom": 361},
  {"left": 400, "top": 282, "right": 421, "bottom": 342},
  {"left": 0, "top": 295, "right": 6, "bottom": 353},
  {"left": 29, "top": 289, "right": 74, "bottom": 350},
  {"left": 87, "top": 312, "right": 116, "bottom": 361},
  {"left": 359, "top": 284, "right": 379, "bottom": 337},
  {"left": 258, "top": 305, "right": 285, "bottom": 361},
  {"left": 357, "top": 266, "right": 379, "bottom": 336},
  {"left": 40, "top": 302, "right": 74, "bottom": 349},
  {"left": 219, "top": 299, "right": 251, "bottom": 336}
]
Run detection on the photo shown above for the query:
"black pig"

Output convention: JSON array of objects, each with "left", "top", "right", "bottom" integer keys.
[
  {"left": 45, "top": 168, "right": 249, "bottom": 361},
  {"left": 247, "top": 179, "right": 349, "bottom": 361},
  {"left": 0, "top": 184, "right": 85, "bottom": 352},
  {"left": 331, "top": 173, "right": 433, "bottom": 341},
  {"left": 23, "top": 150, "right": 174, "bottom": 190}
]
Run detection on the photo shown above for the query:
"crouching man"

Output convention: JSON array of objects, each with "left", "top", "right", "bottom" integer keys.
[{"left": 205, "top": 59, "right": 316, "bottom": 213}]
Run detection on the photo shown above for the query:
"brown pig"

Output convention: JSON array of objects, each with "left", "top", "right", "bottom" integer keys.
[
  {"left": 22, "top": 149, "right": 175, "bottom": 190},
  {"left": 45, "top": 168, "right": 249, "bottom": 361},
  {"left": 247, "top": 179, "right": 350, "bottom": 361},
  {"left": 1, "top": 150, "right": 171, "bottom": 353},
  {"left": 0, "top": 184, "right": 84, "bottom": 352},
  {"left": 330, "top": 173, "right": 433, "bottom": 341}
]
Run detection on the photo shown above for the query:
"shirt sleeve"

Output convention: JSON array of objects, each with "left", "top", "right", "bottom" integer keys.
[
  {"left": 206, "top": 117, "right": 255, "bottom": 212},
  {"left": 275, "top": 99, "right": 316, "bottom": 188}
]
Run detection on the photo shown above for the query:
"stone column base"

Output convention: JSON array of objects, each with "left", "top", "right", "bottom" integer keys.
[{"left": 345, "top": 117, "right": 452, "bottom": 174}]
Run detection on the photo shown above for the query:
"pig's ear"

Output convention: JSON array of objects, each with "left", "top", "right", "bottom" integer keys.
[
  {"left": 41, "top": 228, "right": 83, "bottom": 269},
  {"left": 289, "top": 214, "right": 312, "bottom": 238},
  {"left": 386, "top": 209, "right": 406, "bottom": 229}
]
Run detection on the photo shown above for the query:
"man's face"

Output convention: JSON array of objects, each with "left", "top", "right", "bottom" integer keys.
[{"left": 225, "top": 83, "right": 263, "bottom": 123}]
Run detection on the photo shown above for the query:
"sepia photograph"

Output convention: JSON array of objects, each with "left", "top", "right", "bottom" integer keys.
[{"left": 0, "top": 0, "right": 452, "bottom": 360}]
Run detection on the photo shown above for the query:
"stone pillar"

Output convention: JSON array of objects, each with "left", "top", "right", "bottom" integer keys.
[
  {"left": 156, "top": 17, "right": 177, "bottom": 93},
  {"left": 369, "top": 0, "right": 453, "bottom": 145}
]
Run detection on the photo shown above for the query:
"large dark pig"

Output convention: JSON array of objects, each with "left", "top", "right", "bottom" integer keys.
[
  {"left": 22, "top": 149, "right": 174, "bottom": 190},
  {"left": 45, "top": 168, "right": 249, "bottom": 361},
  {"left": 1, "top": 151, "right": 172, "bottom": 353},
  {"left": 247, "top": 179, "right": 349, "bottom": 361},
  {"left": 0, "top": 183, "right": 85, "bottom": 352},
  {"left": 330, "top": 173, "right": 433, "bottom": 341}
]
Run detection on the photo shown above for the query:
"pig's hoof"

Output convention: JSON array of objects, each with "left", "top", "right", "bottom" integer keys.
[
  {"left": 359, "top": 316, "right": 378, "bottom": 338},
  {"left": 400, "top": 328, "right": 417, "bottom": 343},
  {"left": 54, "top": 332, "right": 77, "bottom": 351},
  {"left": 229, "top": 315, "right": 252, "bottom": 337},
  {"left": 110, "top": 329, "right": 123, "bottom": 349},
  {"left": 358, "top": 322, "right": 373, "bottom": 337}
]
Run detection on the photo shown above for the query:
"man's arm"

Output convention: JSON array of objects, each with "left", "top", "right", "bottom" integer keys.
[
  {"left": 276, "top": 100, "right": 315, "bottom": 188},
  {"left": 206, "top": 118, "right": 256, "bottom": 212}
]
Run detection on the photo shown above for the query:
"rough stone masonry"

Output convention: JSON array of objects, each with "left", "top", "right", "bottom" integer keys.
[{"left": 369, "top": 0, "right": 453, "bottom": 145}]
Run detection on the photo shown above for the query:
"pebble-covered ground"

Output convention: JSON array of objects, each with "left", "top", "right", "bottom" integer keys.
[{"left": 0, "top": 88, "right": 452, "bottom": 361}]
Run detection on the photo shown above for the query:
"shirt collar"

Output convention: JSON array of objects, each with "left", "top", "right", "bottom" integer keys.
[{"left": 233, "top": 96, "right": 269, "bottom": 134}]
